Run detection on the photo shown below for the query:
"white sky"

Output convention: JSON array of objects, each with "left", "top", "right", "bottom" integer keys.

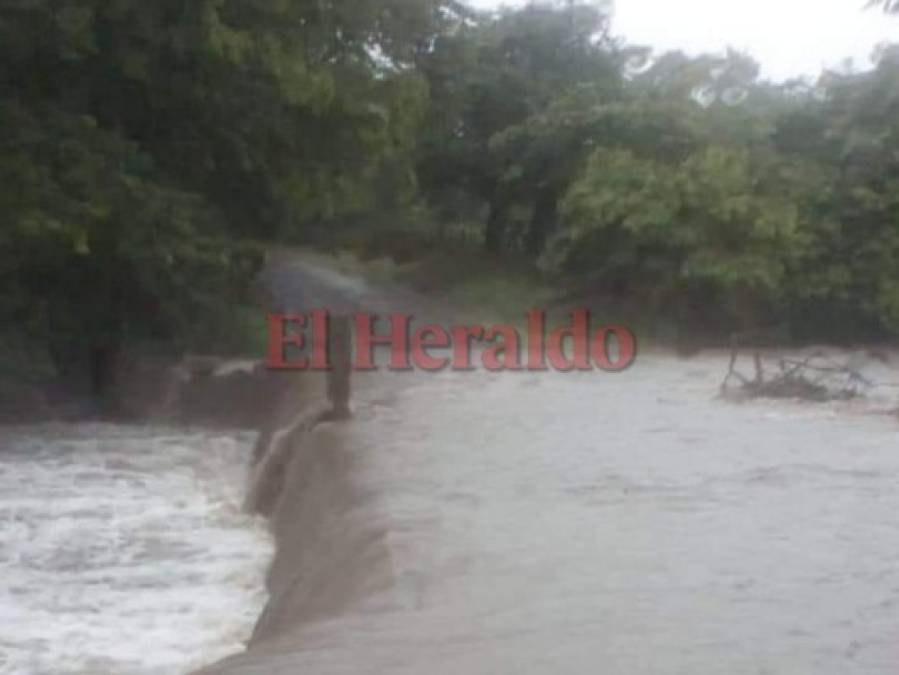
[{"left": 468, "top": 0, "right": 899, "bottom": 81}]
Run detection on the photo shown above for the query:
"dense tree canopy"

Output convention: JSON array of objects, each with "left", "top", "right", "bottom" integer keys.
[
  {"left": 413, "top": 4, "right": 899, "bottom": 341},
  {"left": 1, "top": 0, "right": 898, "bottom": 394},
  {"left": 0, "top": 0, "right": 450, "bottom": 391}
]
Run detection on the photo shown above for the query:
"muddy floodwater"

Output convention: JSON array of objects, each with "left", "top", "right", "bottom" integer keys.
[
  {"left": 213, "top": 351, "right": 899, "bottom": 675},
  {"left": 0, "top": 426, "right": 271, "bottom": 675},
  {"left": 3, "top": 349, "right": 899, "bottom": 674}
]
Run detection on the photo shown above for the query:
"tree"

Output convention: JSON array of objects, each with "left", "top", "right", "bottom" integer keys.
[
  {"left": 0, "top": 0, "right": 451, "bottom": 397},
  {"left": 417, "top": 1, "right": 619, "bottom": 255},
  {"left": 782, "top": 53, "right": 899, "bottom": 337}
]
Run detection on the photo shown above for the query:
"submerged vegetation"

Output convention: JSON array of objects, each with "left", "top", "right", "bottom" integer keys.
[{"left": 1, "top": 1, "right": 898, "bottom": 394}]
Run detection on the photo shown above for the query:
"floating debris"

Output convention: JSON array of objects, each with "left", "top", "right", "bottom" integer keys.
[{"left": 721, "top": 349, "right": 870, "bottom": 403}]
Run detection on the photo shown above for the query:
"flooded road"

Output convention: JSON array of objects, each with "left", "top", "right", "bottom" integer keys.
[
  {"left": 211, "top": 346, "right": 899, "bottom": 675},
  {"left": 0, "top": 425, "right": 271, "bottom": 674}
]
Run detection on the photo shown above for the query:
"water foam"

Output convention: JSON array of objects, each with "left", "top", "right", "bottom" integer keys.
[{"left": 0, "top": 424, "right": 272, "bottom": 675}]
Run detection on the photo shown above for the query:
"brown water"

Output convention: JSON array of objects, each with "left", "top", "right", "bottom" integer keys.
[
  {"left": 0, "top": 426, "right": 272, "bottom": 674},
  {"left": 222, "top": 350, "right": 899, "bottom": 675},
  {"left": 9, "top": 252, "right": 897, "bottom": 674}
]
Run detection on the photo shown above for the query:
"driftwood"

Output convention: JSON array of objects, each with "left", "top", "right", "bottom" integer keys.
[{"left": 721, "top": 347, "right": 869, "bottom": 402}]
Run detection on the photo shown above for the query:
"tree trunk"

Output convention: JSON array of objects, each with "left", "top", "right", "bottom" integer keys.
[
  {"left": 525, "top": 185, "right": 559, "bottom": 258},
  {"left": 484, "top": 196, "right": 506, "bottom": 255}
]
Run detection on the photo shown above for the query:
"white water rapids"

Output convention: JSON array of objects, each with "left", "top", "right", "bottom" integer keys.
[{"left": 0, "top": 425, "right": 272, "bottom": 675}]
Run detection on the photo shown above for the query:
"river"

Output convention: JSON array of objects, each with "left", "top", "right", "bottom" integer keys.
[
  {"left": 0, "top": 425, "right": 271, "bottom": 674},
  {"left": 2, "top": 258, "right": 899, "bottom": 674},
  {"left": 208, "top": 344, "right": 899, "bottom": 675}
]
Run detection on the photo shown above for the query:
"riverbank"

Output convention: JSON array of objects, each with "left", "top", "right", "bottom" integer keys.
[{"left": 284, "top": 243, "right": 899, "bottom": 354}]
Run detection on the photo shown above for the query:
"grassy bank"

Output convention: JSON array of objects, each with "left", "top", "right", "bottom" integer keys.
[{"left": 286, "top": 224, "right": 720, "bottom": 351}]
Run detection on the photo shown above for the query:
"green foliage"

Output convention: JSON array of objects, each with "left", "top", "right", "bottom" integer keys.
[
  {"left": 416, "top": 2, "right": 620, "bottom": 253},
  {"left": 412, "top": 3, "right": 899, "bottom": 340},
  {"left": 546, "top": 142, "right": 805, "bottom": 327},
  {"left": 2, "top": 0, "right": 899, "bottom": 380},
  {"left": 0, "top": 0, "right": 449, "bottom": 388},
  {"left": 784, "top": 54, "right": 899, "bottom": 336}
]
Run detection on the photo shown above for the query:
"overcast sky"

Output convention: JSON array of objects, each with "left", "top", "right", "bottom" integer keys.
[{"left": 467, "top": 0, "right": 898, "bottom": 81}]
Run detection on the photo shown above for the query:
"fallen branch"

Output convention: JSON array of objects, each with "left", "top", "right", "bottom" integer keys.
[{"left": 721, "top": 347, "right": 868, "bottom": 403}]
